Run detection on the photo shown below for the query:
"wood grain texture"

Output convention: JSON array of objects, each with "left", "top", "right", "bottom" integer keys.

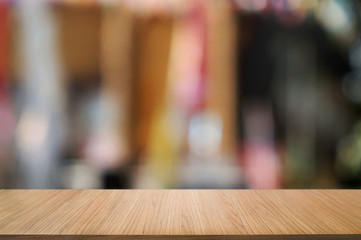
[{"left": 0, "top": 190, "right": 360, "bottom": 239}]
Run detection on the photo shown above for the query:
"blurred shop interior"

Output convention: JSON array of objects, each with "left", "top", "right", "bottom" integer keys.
[{"left": 1, "top": 0, "right": 361, "bottom": 189}]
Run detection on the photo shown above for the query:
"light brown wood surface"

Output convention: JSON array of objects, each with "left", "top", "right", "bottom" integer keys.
[{"left": 0, "top": 190, "right": 360, "bottom": 239}]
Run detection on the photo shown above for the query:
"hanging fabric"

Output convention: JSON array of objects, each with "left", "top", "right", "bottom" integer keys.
[{"left": 16, "top": 1, "right": 65, "bottom": 188}]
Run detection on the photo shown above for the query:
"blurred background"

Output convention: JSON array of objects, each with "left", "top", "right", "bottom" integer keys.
[{"left": 1, "top": 0, "right": 361, "bottom": 189}]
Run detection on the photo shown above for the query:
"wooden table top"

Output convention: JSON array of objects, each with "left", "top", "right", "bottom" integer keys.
[{"left": 0, "top": 190, "right": 360, "bottom": 239}]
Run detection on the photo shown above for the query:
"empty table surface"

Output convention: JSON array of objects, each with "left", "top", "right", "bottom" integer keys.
[{"left": 0, "top": 190, "right": 360, "bottom": 239}]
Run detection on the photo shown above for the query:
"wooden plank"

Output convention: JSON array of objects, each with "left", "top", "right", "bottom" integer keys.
[{"left": 0, "top": 190, "right": 360, "bottom": 239}]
